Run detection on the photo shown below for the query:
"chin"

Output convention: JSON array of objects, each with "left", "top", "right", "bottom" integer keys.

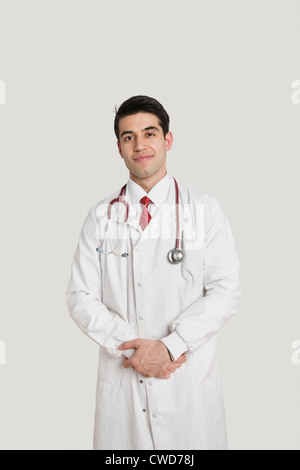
[{"left": 133, "top": 168, "right": 155, "bottom": 178}]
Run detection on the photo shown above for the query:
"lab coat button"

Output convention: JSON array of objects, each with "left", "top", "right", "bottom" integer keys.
[
  {"left": 148, "top": 381, "right": 152, "bottom": 386},
  {"left": 137, "top": 283, "right": 141, "bottom": 287},
  {"left": 139, "top": 380, "right": 143, "bottom": 384},
  {"left": 152, "top": 414, "right": 156, "bottom": 418},
  {"left": 142, "top": 409, "right": 147, "bottom": 413},
  {"left": 139, "top": 316, "right": 143, "bottom": 320}
]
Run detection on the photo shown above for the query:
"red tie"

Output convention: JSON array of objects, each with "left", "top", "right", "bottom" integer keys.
[{"left": 139, "top": 196, "right": 152, "bottom": 230}]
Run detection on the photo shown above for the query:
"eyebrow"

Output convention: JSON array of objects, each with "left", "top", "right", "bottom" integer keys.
[{"left": 120, "top": 126, "right": 160, "bottom": 138}]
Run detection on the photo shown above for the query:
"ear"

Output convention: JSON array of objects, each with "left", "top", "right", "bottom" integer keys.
[
  {"left": 117, "top": 140, "right": 124, "bottom": 159},
  {"left": 164, "top": 131, "right": 173, "bottom": 152}
]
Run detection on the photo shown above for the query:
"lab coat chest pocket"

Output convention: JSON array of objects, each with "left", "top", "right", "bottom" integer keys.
[
  {"left": 177, "top": 203, "right": 206, "bottom": 291},
  {"left": 178, "top": 246, "right": 206, "bottom": 291}
]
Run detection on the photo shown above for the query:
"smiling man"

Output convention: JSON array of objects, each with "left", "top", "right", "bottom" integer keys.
[
  {"left": 117, "top": 111, "right": 172, "bottom": 191},
  {"left": 66, "top": 95, "right": 241, "bottom": 450}
]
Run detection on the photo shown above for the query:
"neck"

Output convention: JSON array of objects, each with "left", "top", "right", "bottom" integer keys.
[{"left": 130, "top": 169, "right": 167, "bottom": 193}]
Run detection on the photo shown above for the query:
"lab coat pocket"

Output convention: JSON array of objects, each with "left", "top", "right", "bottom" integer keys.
[{"left": 177, "top": 247, "right": 205, "bottom": 292}]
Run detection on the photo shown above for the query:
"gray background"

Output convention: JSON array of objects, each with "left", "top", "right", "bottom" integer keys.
[{"left": 0, "top": 0, "right": 299, "bottom": 450}]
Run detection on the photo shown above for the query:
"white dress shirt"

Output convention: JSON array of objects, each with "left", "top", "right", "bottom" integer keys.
[{"left": 127, "top": 172, "right": 172, "bottom": 220}]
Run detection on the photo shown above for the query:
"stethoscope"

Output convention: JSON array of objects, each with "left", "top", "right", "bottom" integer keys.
[{"left": 96, "top": 177, "right": 184, "bottom": 264}]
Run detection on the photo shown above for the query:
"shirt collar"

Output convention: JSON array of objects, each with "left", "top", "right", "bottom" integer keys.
[{"left": 127, "top": 172, "right": 172, "bottom": 208}]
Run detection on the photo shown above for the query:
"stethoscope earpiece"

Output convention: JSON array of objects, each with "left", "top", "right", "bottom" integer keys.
[{"left": 96, "top": 247, "right": 129, "bottom": 258}]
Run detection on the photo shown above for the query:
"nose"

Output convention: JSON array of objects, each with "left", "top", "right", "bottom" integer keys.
[{"left": 134, "top": 136, "right": 146, "bottom": 152}]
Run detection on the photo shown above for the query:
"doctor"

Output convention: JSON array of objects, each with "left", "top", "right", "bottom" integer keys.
[{"left": 65, "top": 95, "right": 241, "bottom": 450}]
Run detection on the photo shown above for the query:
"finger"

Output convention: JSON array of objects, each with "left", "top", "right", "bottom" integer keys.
[
  {"left": 175, "top": 355, "right": 186, "bottom": 364},
  {"left": 166, "top": 362, "right": 182, "bottom": 372},
  {"left": 167, "top": 355, "right": 186, "bottom": 369},
  {"left": 123, "top": 358, "right": 132, "bottom": 369},
  {"left": 156, "top": 373, "right": 171, "bottom": 379},
  {"left": 118, "top": 339, "right": 139, "bottom": 350}
]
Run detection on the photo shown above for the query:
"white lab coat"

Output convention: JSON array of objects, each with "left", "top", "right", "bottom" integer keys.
[{"left": 65, "top": 176, "right": 241, "bottom": 450}]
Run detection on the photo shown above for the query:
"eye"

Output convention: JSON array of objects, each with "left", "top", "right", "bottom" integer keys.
[
  {"left": 124, "top": 136, "right": 133, "bottom": 141},
  {"left": 146, "top": 132, "right": 155, "bottom": 137}
]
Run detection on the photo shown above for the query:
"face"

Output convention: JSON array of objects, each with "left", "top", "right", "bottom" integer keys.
[{"left": 117, "top": 112, "right": 173, "bottom": 184}]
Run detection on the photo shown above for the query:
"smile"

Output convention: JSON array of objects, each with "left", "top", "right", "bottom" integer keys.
[{"left": 134, "top": 155, "right": 153, "bottom": 162}]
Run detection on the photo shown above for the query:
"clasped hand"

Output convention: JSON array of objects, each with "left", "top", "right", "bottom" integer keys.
[{"left": 118, "top": 339, "right": 186, "bottom": 379}]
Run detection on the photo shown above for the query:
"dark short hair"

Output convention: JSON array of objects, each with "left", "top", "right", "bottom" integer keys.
[{"left": 114, "top": 95, "right": 170, "bottom": 141}]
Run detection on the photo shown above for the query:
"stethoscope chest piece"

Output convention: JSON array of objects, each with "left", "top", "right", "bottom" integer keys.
[{"left": 168, "top": 248, "right": 184, "bottom": 264}]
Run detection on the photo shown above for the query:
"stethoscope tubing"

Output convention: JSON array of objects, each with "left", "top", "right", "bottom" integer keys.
[
  {"left": 99, "top": 177, "right": 183, "bottom": 263},
  {"left": 108, "top": 177, "right": 180, "bottom": 243},
  {"left": 173, "top": 177, "right": 180, "bottom": 250},
  {"left": 107, "top": 183, "right": 129, "bottom": 222}
]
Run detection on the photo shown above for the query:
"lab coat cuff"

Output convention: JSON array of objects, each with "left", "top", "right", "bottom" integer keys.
[{"left": 160, "top": 332, "right": 188, "bottom": 361}]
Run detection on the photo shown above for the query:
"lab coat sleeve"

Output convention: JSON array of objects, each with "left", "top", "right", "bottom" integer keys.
[
  {"left": 65, "top": 205, "right": 136, "bottom": 358},
  {"left": 160, "top": 197, "right": 241, "bottom": 361}
]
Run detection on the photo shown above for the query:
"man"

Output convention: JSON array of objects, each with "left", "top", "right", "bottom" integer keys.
[{"left": 65, "top": 95, "right": 241, "bottom": 450}]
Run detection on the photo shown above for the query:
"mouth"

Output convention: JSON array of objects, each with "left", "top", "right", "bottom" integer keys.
[{"left": 134, "top": 155, "right": 153, "bottom": 162}]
